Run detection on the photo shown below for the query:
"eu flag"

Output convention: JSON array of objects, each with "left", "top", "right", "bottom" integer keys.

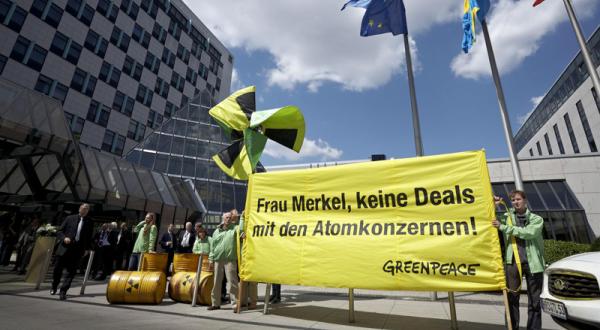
[{"left": 342, "top": 0, "right": 408, "bottom": 37}]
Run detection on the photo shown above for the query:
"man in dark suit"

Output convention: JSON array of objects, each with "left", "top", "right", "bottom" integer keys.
[
  {"left": 114, "top": 222, "right": 132, "bottom": 270},
  {"left": 159, "top": 224, "right": 178, "bottom": 275},
  {"left": 177, "top": 222, "right": 195, "bottom": 253},
  {"left": 51, "top": 203, "right": 94, "bottom": 300}
]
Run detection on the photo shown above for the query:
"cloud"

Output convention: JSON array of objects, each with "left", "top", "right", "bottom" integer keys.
[
  {"left": 263, "top": 138, "right": 343, "bottom": 161},
  {"left": 518, "top": 95, "right": 544, "bottom": 125},
  {"left": 184, "top": 0, "right": 459, "bottom": 92},
  {"left": 451, "top": 0, "right": 598, "bottom": 79},
  {"left": 229, "top": 68, "right": 244, "bottom": 92}
]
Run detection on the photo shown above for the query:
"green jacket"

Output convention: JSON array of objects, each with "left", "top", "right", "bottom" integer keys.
[
  {"left": 498, "top": 208, "right": 545, "bottom": 273},
  {"left": 132, "top": 220, "right": 157, "bottom": 253},
  {"left": 209, "top": 224, "right": 238, "bottom": 262},
  {"left": 193, "top": 237, "right": 210, "bottom": 255}
]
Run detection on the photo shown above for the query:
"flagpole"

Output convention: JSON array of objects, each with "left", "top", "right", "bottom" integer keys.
[
  {"left": 481, "top": 20, "right": 524, "bottom": 191},
  {"left": 403, "top": 34, "right": 424, "bottom": 157},
  {"left": 562, "top": 0, "right": 600, "bottom": 97}
]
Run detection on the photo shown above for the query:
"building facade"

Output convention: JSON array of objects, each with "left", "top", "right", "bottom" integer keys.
[
  {"left": 125, "top": 90, "right": 248, "bottom": 228},
  {"left": 515, "top": 26, "right": 600, "bottom": 158},
  {"left": 0, "top": 0, "right": 233, "bottom": 157}
]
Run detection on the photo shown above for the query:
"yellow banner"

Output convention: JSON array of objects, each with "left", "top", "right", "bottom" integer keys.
[{"left": 240, "top": 150, "right": 506, "bottom": 291}]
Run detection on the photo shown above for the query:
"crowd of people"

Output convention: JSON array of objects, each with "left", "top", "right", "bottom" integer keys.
[{"left": 1, "top": 190, "right": 541, "bottom": 325}]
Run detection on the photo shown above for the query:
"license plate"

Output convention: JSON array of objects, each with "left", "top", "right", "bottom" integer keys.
[{"left": 542, "top": 299, "right": 567, "bottom": 320}]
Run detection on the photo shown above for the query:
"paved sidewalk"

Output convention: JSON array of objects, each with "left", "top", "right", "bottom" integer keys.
[{"left": 0, "top": 267, "right": 562, "bottom": 329}]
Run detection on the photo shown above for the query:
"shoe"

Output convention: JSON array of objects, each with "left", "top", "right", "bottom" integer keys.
[
  {"left": 207, "top": 306, "right": 220, "bottom": 311},
  {"left": 50, "top": 288, "right": 57, "bottom": 295},
  {"left": 59, "top": 292, "right": 67, "bottom": 300},
  {"left": 270, "top": 297, "right": 280, "bottom": 304},
  {"left": 232, "top": 305, "right": 238, "bottom": 313}
]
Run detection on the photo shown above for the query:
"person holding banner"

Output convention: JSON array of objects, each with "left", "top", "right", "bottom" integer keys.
[
  {"left": 207, "top": 212, "right": 239, "bottom": 311},
  {"left": 492, "top": 190, "right": 545, "bottom": 330},
  {"left": 128, "top": 213, "right": 157, "bottom": 270}
]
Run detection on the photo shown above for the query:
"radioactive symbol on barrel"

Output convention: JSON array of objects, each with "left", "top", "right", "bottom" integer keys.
[
  {"left": 126, "top": 279, "right": 140, "bottom": 293},
  {"left": 182, "top": 274, "right": 193, "bottom": 287}
]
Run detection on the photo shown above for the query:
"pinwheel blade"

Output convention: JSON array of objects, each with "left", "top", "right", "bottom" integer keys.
[
  {"left": 250, "top": 106, "right": 305, "bottom": 152},
  {"left": 212, "top": 139, "right": 253, "bottom": 181},
  {"left": 244, "top": 128, "right": 268, "bottom": 171},
  {"left": 208, "top": 86, "right": 256, "bottom": 135}
]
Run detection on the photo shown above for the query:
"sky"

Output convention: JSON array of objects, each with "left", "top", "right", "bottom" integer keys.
[{"left": 183, "top": 0, "right": 600, "bottom": 166}]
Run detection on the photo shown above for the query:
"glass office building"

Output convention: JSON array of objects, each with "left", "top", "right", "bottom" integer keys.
[{"left": 125, "top": 90, "right": 247, "bottom": 228}]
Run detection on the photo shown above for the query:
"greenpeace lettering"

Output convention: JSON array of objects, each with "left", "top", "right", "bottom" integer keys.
[{"left": 240, "top": 150, "right": 506, "bottom": 291}]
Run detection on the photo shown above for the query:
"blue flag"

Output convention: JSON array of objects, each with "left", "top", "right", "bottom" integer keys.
[
  {"left": 462, "top": 0, "right": 490, "bottom": 53},
  {"left": 342, "top": 0, "right": 408, "bottom": 37}
]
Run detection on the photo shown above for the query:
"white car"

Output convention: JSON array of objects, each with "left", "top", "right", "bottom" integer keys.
[{"left": 540, "top": 252, "right": 600, "bottom": 329}]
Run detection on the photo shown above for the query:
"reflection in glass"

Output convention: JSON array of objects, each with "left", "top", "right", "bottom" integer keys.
[
  {"left": 523, "top": 182, "right": 544, "bottom": 210},
  {"left": 535, "top": 182, "right": 562, "bottom": 210},
  {"left": 140, "top": 151, "right": 155, "bottom": 168},
  {"left": 550, "top": 181, "right": 580, "bottom": 209},
  {"left": 157, "top": 134, "right": 172, "bottom": 153},
  {"left": 168, "top": 156, "right": 182, "bottom": 175},
  {"left": 549, "top": 212, "right": 573, "bottom": 242},
  {"left": 566, "top": 212, "right": 591, "bottom": 243},
  {"left": 154, "top": 153, "right": 168, "bottom": 172},
  {"left": 171, "top": 136, "right": 184, "bottom": 155}
]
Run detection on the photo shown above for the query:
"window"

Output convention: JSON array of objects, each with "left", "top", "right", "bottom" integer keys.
[
  {"left": 170, "top": 72, "right": 184, "bottom": 92},
  {"left": 70, "top": 68, "right": 96, "bottom": 97},
  {"left": 147, "top": 110, "right": 163, "bottom": 129},
  {"left": 544, "top": 133, "right": 553, "bottom": 156},
  {"left": 86, "top": 100, "right": 110, "bottom": 127},
  {"left": 216, "top": 77, "right": 221, "bottom": 92},
  {"left": 528, "top": 148, "right": 533, "bottom": 157},
  {"left": 30, "top": 0, "right": 63, "bottom": 28},
  {"left": 11, "top": 36, "right": 47, "bottom": 71},
  {"left": 592, "top": 88, "right": 600, "bottom": 114},
  {"left": 110, "top": 26, "right": 130, "bottom": 52},
  {"left": 112, "top": 91, "right": 134, "bottom": 116},
  {"left": 198, "top": 62, "right": 208, "bottom": 80},
  {"left": 536, "top": 141, "right": 542, "bottom": 156},
  {"left": 155, "top": 77, "right": 169, "bottom": 98},
  {"left": 144, "top": 52, "right": 160, "bottom": 74},
  {"left": 576, "top": 101, "right": 597, "bottom": 152},
  {"left": 180, "top": 95, "right": 188, "bottom": 108},
  {"left": 152, "top": 23, "right": 167, "bottom": 44},
  {"left": 141, "top": 0, "right": 158, "bottom": 18},
  {"left": 64, "top": 112, "right": 85, "bottom": 135},
  {"left": 65, "top": 0, "right": 94, "bottom": 26},
  {"left": 552, "top": 124, "right": 565, "bottom": 155},
  {"left": 1, "top": 1, "right": 26, "bottom": 32},
  {"left": 122, "top": 56, "right": 142, "bottom": 80},
  {"left": 132, "top": 24, "right": 150, "bottom": 48},
  {"left": 50, "top": 32, "right": 82, "bottom": 65},
  {"left": 168, "top": 20, "right": 181, "bottom": 40},
  {"left": 34, "top": 74, "right": 68, "bottom": 103},
  {"left": 99, "top": 62, "right": 120, "bottom": 88},
  {"left": 563, "top": 113, "right": 579, "bottom": 153},
  {"left": 177, "top": 44, "right": 190, "bottom": 64},
  {"left": 162, "top": 48, "right": 175, "bottom": 68},
  {"left": 186, "top": 68, "right": 197, "bottom": 85},
  {"left": 97, "top": 0, "right": 118, "bottom": 22},
  {"left": 127, "top": 119, "right": 146, "bottom": 141},
  {"left": 84, "top": 30, "right": 108, "bottom": 58},
  {"left": 136, "top": 84, "right": 153, "bottom": 106},
  {"left": 120, "top": 0, "right": 139, "bottom": 20},
  {"left": 165, "top": 101, "right": 178, "bottom": 118}
]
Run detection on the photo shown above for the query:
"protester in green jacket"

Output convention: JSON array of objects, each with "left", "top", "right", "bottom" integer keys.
[
  {"left": 128, "top": 212, "right": 157, "bottom": 270},
  {"left": 207, "top": 211, "right": 239, "bottom": 311},
  {"left": 192, "top": 227, "right": 210, "bottom": 255},
  {"left": 492, "top": 190, "right": 545, "bottom": 330}
]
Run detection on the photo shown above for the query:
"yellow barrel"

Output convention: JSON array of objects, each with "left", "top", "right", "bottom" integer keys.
[
  {"left": 173, "top": 253, "right": 199, "bottom": 274},
  {"left": 140, "top": 252, "right": 168, "bottom": 272},
  {"left": 168, "top": 270, "right": 214, "bottom": 304},
  {"left": 106, "top": 271, "right": 166, "bottom": 304}
]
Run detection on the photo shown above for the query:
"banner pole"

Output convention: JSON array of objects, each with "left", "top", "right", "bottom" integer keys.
[
  {"left": 348, "top": 288, "right": 355, "bottom": 323},
  {"left": 448, "top": 292, "right": 458, "bottom": 330},
  {"left": 137, "top": 252, "right": 144, "bottom": 271},
  {"left": 35, "top": 248, "right": 52, "bottom": 290},
  {"left": 80, "top": 250, "right": 95, "bottom": 295},
  {"left": 503, "top": 289, "right": 513, "bottom": 330},
  {"left": 263, "top": 283, "right": 271, "bottom": 315},
  {"left": 403, "top": 33, "right": 424, "bottom": 157},
  {"left": 191, "top": 254, "right": 203, "bottom": 307}
]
